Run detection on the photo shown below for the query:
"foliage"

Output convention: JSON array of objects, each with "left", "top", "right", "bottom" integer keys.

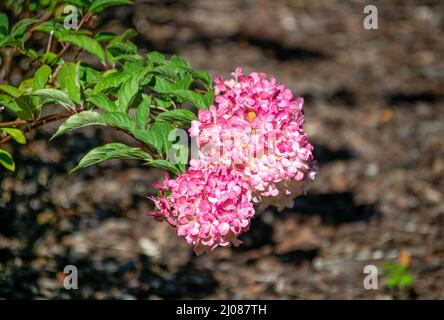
[
  {"left": 0, "top": 0, "right": 213, "bottom": 175},
  {"left": 383, "top": 261, "right": 414, "bottom": 291}
]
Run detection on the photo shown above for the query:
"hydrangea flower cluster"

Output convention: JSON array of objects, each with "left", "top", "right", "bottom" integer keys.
[
  {"left": 149, "top": 68, "right": 316, "bottom": 254},
  {"left": 149, "top": 160, "right": 255, "bottom": 255},
  {"left": 190, "top": 67, "right": 317, "bottom": 210}
]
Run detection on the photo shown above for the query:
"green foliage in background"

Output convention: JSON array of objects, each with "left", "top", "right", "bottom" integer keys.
[
  {"left": 0, "top": 0, "right": 214, "bottom": 174},
  {"left": 383, "top": 261, "right": 414, "bottom": 291}
]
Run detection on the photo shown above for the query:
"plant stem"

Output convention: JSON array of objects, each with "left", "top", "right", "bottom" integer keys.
[
  {"left": 0, "top": 119, "right": 28, "bottom": 128},
  {"left": 0, "top": 111, "right": 72, "bottom": 145}
]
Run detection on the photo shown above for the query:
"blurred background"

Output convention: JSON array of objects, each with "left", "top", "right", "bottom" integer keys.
[{"left": 1, "top": 0, "right": 444, "bottom": 299}]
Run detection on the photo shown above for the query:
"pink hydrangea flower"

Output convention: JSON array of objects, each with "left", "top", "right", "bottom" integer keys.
[
  {"left": 148, "top": 160, "right": 255, "bottom": 255},
  {"left": 189, "top": 68, "right": 317, "bottom": 211}
]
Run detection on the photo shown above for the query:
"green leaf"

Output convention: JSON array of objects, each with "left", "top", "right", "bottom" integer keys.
[
  {"left": 0, "top": 13, "right": 9, "bottom": 38},
  {"left": 117, "top": 67, "right": 150, "bottom": 113},
  {"left": 31, "top": 21, "right": 64, "bottom": 38},
  {"left": 29, "top": 89, "right": 76, "bottom": 110},
  {"left": 147, "top": 51, "right": 165, "bottom": 63},
  {"left": 386, "top": 277, "right": 399, "bottom": 288},
  {"left": 31, "top": 65, "right": 51, "bottom": 109},
  {"left": 51, "top": 111, "right": 103, "bottom": 139},
  {"left": 102, "top": 112, "right": 137, "bottom": 132},
  {"left": 399, "top": 274, "right": 413, "bottom": 288},
  {"left": 10, "top": 18, "right": 36, "bottom": 39},
  {"left": 151, "top": 77, "right": 176, "bottom": 94},
  {"left": 107, "top": 41, "right": 138, "bottom": 63},
  {"left": 70, "top": 142, "right": 151, "bottom": 173},
  {"left": 0, "top": 148, "right": 15, "bottom": 171},
  {"left": 40, "top": 51, "right": 62, "bottom": 66},
  {"left": 18, "top": 79, "right": 34, "bottom": 94},
  {"left": 155, "top": 109, "right": 197, "bottom": 128},
  {"left": 144, "top": 159, "right": 180, "bottom": 176},
  {"left": 145, "top": 121, "right": 175, "bottom": 154},
  {"left": 106, "top": 29, "right": 138, "bottom": 63},
  {"left": 15, "top": 95, "right": 35, "bottom": 119},
  {"left": 0, "top": 85, "right": 20, "bottom": 97},
  {"left": 2, "top": 128, "right": 26, "bottom": 144},
  {"left": 174, "top": 89, "right": 208, "bottom": 109},
  {"left": 153, "top": 65, "right": 181, "bottom": 82},
  {"left": 202, "top": 89, "right": 215, "bottom": 108},
  {"left": 88, "top": 0, "right": 132, "bottom": 14},
  {"left": 93, "top": 32, "right": 116, "bottom": 42},
  {"left": 58, "top": 63, "right": 82, "bottom": 104},
  {"left": 58, "top": 34, "right": 105, "bottom": 62},
  {"left": 64, "top": 0, "right": 90, "bottom": 9},
  {"left": 87, "top": 94, "right": 118, "bottom": 112},
  {"left": 169, "top": 55, "right": 191, "bottom": 69},
  {"left": 79, "top": 64, "right": 102, "bottom": 84},
  {"left": 192, "top": 69, "right": 213, "bottom": 89},
  {"left": 135, "top": 94, "right": 151, "bottom": 129},
  {"left": 33, "top": 65, "right": 52, "bottom": 91},
  {"left": 93, "top": 71, "right": 130, "bottom": 93},
  {"left": 19, "top": 48, "right": 38, "bottom": 59},
  {"left": 0, "top": 94, "right": 20, "bottom": 113},
  {"left": 0, "top": 36, "right": 15, "bottom": 48}
]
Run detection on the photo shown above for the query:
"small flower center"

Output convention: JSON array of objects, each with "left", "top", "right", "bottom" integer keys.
[{"left": 246, "top": 111, "right": 257, "bottom": 122}]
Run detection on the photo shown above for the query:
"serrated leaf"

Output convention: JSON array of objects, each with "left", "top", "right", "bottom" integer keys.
[
  {"left": 40, "top": 51, "right": 62, "bottom": 66},
  {"left": 79, "top": 64, "right": 102, "bottom": 84},
  {"left": 169, "top": 55, "right": 191, "bottom": 69},
  {"left": 29, "top": 89, "right": 76, "bottom": 110},
  {"left": 151, "top": 77, "right": 176, "bottom": 94},
  {"left": 144, "top": 159, "right": 180, "bottom": 176},
  {"left": 51, "top": 111, "right": 103, "bottom": 139},
  {"left": 10, "top": 18, "right": 36, "bottom": 39},
  {"left": 174, "top": 89, "right": 208, "bottom": 109},
  {"left": 102, "top": 112, "right": 136, "bottom": 132},
  {"left": 137, "top": 121, "right": 175, "bottom": 154},
  {"left": 147, "top": 51, "right": 165, "bottom": 63},
  {"left": 0, "top": 94, "right": 20, "bottom": 113},
  {"left": 2, "top": 128, "right": 26, "bottom": 144},
  {"left": 20, "top": 48, "right": 38, "bottom": 59},
  {"left": 70, "top": 142, "right": 151, "bottom": 173},
  {"left": 155, "top": 109, "right": 197, "bottom": 128},
  {"left": 107, "top": 41, "right": 138, "bottom": 64},
  {"left": 135, "top": 94, "right": 151, "bottom": 129},
  {"left": 0, "top": 85, "right": 20, "bottom": 97},
  {"left": 88, "top": 0, "right": 132, "bottom": 13},
  {"left": 106, "top": 29, "right": 138, "bottom": 64},
  {"left": 93, "top": 32, "right": 116, "bottom": 42},
  {"left": 0, "top": 36, "right": 14, "bottom": 48},
  {"left": 192, "top": 69, "right": 213, "bottom": 89},
  {"left": 118, "top": 67, "right": 150, "bottom": 113},
  {"left": 0, "top": 13, "right": 8, "bottom": 38},
  {"left": 31, "top": 21, "right": 63, "bottom": 38},
  {"left": 153, "top": 65, "right": 181, "bottom": 82},
  {"left": 87, "top": 94, "right": 118, "bottom": 112},
  {"left": 0, "top": 148, "right": 15, "bottom": 171},
  {"left": 33, "top": 64, "right": 51, "bottom": 91},
  {"left": 58, "top": 34, "right": 105, "bottom": 62},
  {"left": 15, "top": 95, "right": 35, "bottom": 119},
  {"left": 58, "top": 63, "right": 82, "bottom": 104},
  {"left": 93, "top": 71, "right": 130, "bottom": 93}
]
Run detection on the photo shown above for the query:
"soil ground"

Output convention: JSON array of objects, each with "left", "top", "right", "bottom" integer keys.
[{"left": 1, "top": 0, "right": 443, "bottom": 299}]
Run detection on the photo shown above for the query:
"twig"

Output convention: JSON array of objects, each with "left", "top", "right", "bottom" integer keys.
[
  {"left": 48, "top": 14, "right": 91, "bottom": 65},
  {"left": 46, "top": 30, "right": 54, "bottom": 53},
  {"left": 0, "top": 111, "right": 72, "bottom": 145},
  {"left": 0, "top": 119, "right": 29, "bottom": 128}
]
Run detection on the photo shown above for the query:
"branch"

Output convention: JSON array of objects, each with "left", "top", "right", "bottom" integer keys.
[
  {"left": 0, "top": 112, "right": 72, "bottom": 145},
  {"left": 0, "top": 119, "right": 28, "bottom": 128}
]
